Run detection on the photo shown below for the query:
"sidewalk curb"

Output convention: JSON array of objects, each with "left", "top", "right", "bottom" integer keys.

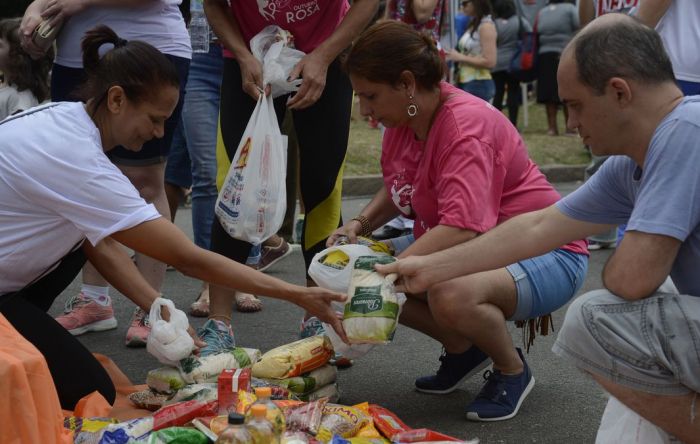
[{"left": 342, "top": 164, "right": 587, "bottom": 197}]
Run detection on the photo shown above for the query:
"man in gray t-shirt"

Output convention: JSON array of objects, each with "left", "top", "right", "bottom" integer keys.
[{"left": 377, "top": 15, "right": 699, "bottom": 442}]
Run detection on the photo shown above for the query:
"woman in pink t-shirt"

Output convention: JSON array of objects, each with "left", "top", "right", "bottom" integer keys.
[
  {"left": 329, "top": 21, "right": 588, "bottom": 422},
  {"left": 201, "top": 0, "right": 378, "bottom": 360}
]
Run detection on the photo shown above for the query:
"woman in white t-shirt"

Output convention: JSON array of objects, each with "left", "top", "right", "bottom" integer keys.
[{"left": 0, "top": 26, "right": 345, "bottom": 410}]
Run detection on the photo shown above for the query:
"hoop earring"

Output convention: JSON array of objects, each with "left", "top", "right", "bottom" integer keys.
[{"left": 407, "top": 95, "right": 418, "bottom": 117}]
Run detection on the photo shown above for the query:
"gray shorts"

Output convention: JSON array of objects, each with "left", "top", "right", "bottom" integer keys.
[{"left": 552, "top": 286, "right": 700, "bottom": 395}]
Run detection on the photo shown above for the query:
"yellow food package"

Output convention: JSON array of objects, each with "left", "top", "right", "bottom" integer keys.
[
  {"left": 352, "top": 403, "right": 384, "bottom": 439},
  {"left": 252, "top": 336, "right": 333, "bottom": 379},
  {"left": 316, "top": 403, "right": 370, "bottom": 442},
  {"left": 236, "top": 390, "right": 257, "bottom": 414}
]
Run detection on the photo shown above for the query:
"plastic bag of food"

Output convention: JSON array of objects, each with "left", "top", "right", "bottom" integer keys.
[
  {"left": 343, "top": 256, "right": 406, "bottom": 344},
  {"left": 250, "top": 25, "right": 305, "bottom": 98},
  {"left": 298, "top": 383, "right": 340, "bottom": 403},
  {"left": 284, "top": 397, "right": 329, "bottom": 435},
  {"left": 147, "top": 366, "right": 187, "bottom": 394},
  {"left": 179, "top": 347, "right": 260, "bottom": 384},
  {"left": 152, "top": 400, "right": 219, "bottom": 431},
  {"left": 596, "top": 396, "right": 674, "bottom": 444},
  {"left": 330, "top": 437, "right": 389, "bottom": 444},
  {"left": 98, "top": 417, "right": 154, "bottom": 444},
  {"left": 316, "top": 404, "right": 370, "bottom": 442},
  {"left": 392, "top": 429, "right": 466, "bottom": 442},
  {"left": 268, "top": 364, "right": 337, "bottom": 395},
  {"left": 147, "top": 427, "right": 208, "bottom": 444},
  {"left": 308, "top": 240, "right": 390, "bottom": 294},
  {"left": 352, "top": 403, "right": 384, "bottom": 439},
  {"left": 165, "top": 383, "right": 218, "bottom": 404},
  {"left": 252, "top": 377, "right": 296, "bottom": 400},
  {"left": 252, "top": 336, "right": 333, "bottom": 379},
  {"left": 128, "top": 389, "right": 170, "bottom": 411},
  {"left": 147, "top": 298, "right": 195, "bottom": 366},
  {"left": 368, "top": 405, "right": 411, "bottom": 440}
]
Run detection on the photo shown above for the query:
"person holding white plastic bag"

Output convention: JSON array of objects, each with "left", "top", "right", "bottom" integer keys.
[
  {"left": 201, "top": 0, "right": 379, "bottom": 361},
  {"left": 0, "top": 26, "right": 346, "bottom": 411}
]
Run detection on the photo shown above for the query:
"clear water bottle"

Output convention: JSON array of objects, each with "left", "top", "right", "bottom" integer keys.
[
  {"left": 189, "top": 0, "right": 210, "bottom": 53},
  {"left": 215, "top": 413, "right": 253, "bottom": 444}
]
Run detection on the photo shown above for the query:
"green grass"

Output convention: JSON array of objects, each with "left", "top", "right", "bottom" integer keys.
[{"left": 345, "top": 98, "right": 591, "bottom": 176}]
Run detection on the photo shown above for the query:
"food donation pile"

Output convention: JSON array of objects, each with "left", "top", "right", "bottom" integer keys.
[{"left": 61, "top": 240, "right": 478, "bottom": 443}]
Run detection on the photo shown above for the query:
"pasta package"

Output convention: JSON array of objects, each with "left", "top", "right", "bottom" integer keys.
[
  {"left": 343, "top": 256, "right": 405, "bottom": 344},
  {"left": 252, "top": 336, "right": 333, "bottom": 379}
]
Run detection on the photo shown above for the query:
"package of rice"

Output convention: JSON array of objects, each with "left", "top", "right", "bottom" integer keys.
[
  {"left": 252, "top": 336, "right": 333, "bottom": 379},
  {"left": 178, "top": 347, "right": 260, "bottom": 384},
  {"left": 298, "top": 383, "right": 340, "bottom": 403},
  {"left": 147, "top": 366, "right": 186, "bottom": 394},
  {"left": 265, "top": 364, "right": 337, "bottom": 395},
  {"left": 342, "top": 255, "right": 406, "bottom": 344}
]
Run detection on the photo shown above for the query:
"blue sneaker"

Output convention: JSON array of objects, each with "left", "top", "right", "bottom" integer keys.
[
  {"left": 465, "top": 348, "right": 535, "bottom": 421},
  {"left": 197, "top": 319, "right": 235, "bottom": 357},
  {"left": 415, "top": 346, "right": 492, "bottom": 394},
  {"left": 300, "top": 316, "right": 353, "bottom": 368}
]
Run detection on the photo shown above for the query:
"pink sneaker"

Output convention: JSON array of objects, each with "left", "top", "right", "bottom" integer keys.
[
  {"left": 56, "top": 293, "right": 118, "bottom": 336},
  {"left": 125, "top": 307, "right": 151, "bottom": 348}
]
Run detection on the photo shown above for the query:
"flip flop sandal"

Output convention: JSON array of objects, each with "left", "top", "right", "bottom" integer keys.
[
  {"left": 189, "top": 286, "right": 210, "bottom": 317},
  {"left": 235, "top": 292, "right": 263, "bottom": 313}
]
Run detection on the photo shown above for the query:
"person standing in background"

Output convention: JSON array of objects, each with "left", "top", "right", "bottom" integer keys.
[
  {"left": 446, "top": 0, "right": 497, "bottom": 102},
  {"left": 535, "top": 0, "right": 578, "bottom": 136}
]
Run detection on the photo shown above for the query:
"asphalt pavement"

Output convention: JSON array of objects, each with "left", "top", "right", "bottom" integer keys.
[{"left": 51, "top": 182, "right": 613, "bottom": 443}]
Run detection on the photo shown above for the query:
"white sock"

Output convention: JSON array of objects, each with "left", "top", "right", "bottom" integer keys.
[{"left": 81, "top": 284, "right": 111, "bottom": 306}]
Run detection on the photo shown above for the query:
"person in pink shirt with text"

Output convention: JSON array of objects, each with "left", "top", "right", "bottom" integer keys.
[{"left": 329, "top": 21, "right": 588, "bottom": 422}]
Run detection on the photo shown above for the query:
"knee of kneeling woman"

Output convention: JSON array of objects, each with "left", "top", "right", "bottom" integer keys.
[{"left": 428, "top": 282, "right": 477, "bottom": 325}]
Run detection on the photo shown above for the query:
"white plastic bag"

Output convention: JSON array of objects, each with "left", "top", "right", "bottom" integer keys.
[
  {"left": 308, "top": 243, "right": 388, "bottom": 293},
  {"left": 250, "top": 25, "right": 305, "bottom": 98},
  {"left": 215, "top": 94, "right": 288, "bottom": 243},
  {"left": 596, "top": 396, "right": 675, "bottom": 444},
  {"left": 146, "top": 298, "right": 195, "bottom": 366}
]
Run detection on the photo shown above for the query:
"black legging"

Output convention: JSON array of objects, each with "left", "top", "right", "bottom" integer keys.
[
  {"left": 0, "top": 245, "right": 116, "bottom": 409},
  {"left": 492, "top": 70, "right": 521, "bottom": 127},
  {"left": 212, "top": 57, "right": 353, "bottom": 270}
]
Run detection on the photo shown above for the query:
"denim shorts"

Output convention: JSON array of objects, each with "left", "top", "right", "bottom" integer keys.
[
  {"left": 459, "top": 79, "right": 495, "bottom": 102},
  {"left": 506, "top": 248, "right": 588, "bottom": 321},
  {"left": 553, "top": 286, "right": 700, "bottom": 395}
]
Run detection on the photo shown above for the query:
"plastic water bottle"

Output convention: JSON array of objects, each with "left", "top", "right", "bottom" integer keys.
[
  {"left": 215, "top": 413, "right": 253, "bottom": 444},
  {"left": 189, "top": 0, "right": 210, "bottom": 53}
]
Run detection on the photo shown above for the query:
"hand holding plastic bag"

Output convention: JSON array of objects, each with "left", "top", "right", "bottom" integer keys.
[
  {"left": 250, "top": 25, "right": 305, "bottom": 98},
  {"left": 146, "top": 298, "right": 195, "bottom": 366}
]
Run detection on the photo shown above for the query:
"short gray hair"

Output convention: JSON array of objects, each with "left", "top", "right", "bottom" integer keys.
[{"left": 570, "top": 14, "right": 675, "bottom": 95}]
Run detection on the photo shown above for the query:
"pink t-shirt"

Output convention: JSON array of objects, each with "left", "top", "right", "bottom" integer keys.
[
  {"left": 381, "top": 82, "right": 587, "bottom": 255},
  {"left": 226, "top": 0, "right": 350, "bottom": 56}
]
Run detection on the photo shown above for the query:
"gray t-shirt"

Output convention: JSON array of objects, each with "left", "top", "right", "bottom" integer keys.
[
  {"left": 536, "top": 3, "right": 579, "bottom": 54},
  {"left": 557, "top": 96, "right": 700, "bottom": 296},
  {"left": 493, "top": 15, "right": 532, "bottom": 73},
  {"left": 0, "top": 84, "right": 38, "bottom": 121},
  {"left": 515, "top": 0, "right": 547, "bottom": 25}
]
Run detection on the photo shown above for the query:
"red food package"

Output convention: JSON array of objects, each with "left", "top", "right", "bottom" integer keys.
[
  {"left": 393, "top": 428, "right": 463, "bottom": 442},
  {"left": 218, "top": 368, "right": 252, "bottom": 414},
  {"left": 368, "top": 404, "right": 412, "bottom": 439},
  {"left": 284, "top": 398, "right": 329, "bottom": 435},
  {"left": 153, "top": 399, "right": 219, "bottom": 431}
]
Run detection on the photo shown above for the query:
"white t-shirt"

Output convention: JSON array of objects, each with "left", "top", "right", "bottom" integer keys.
[
  {"left": 655, "top": 0, "right": 700, "bottom": 83},
  {"left": 0, "top": 84, "right": 38, "bottom": 121},
  {"left": 55, "top": 0, "right": 191, "bottom": 68},
  {"left": 0, "top": 102, "right": 161, "bottom": 294}
]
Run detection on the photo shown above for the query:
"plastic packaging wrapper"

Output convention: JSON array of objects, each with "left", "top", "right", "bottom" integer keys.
[
  {"left": 596, "top": 396, "right": 674, "bottom": 444},
  {"left": 191, "top": 418, "right": 218, "bottom": 442},
  {"left": 147, "top": 366, "right": 186, "bottom": 394},
  {"left": 284, "top": 397, "right": 329, "bottom": 435},
  {"left": 267, "top": 364, "right": 337, "bottom": 395},
  {"left": 65, "top": 417, "right": 118, "bottom": 444},
  {"left": 392, "top": 429, "right": 466, "bottom": 442},
  {"left": 368, "top": 405, "right": 411, "bottom": 440},
  {"left": 283, "top": 431, "right": 318, "bottom": 444},
  {"left": 330, "top": 437, "right": 389, "bottom": 444},
  {"left": 299, "top": 383, "right": 340, "bottom": 403},
  {"left": 179, "top": 347, "right": 260, "bottom": 383},
  {"left": 236, "top": 390, "right": 258, "bottom": 414},
  {"left": 252, "top": 336, "right": 333, "bottom": 379},
  {"left": 316, "top": 404, "right": 371, "bottom": 442},
  {"left": 147, "top": 427, "right": 208, "bottom": 444},
  {"left": 128, "top": 389, "right": 169, "bottom": 411},
  {"left": 343, "top": 256, "right": 406, "bottom": 344},
  {"left": 215, "top": 91, "right": 287, "bottom": 243},
  {"left": 352, "top": 403, "right": 384, "bottom": 439},
  {"left": 250, "top": 25, "right": 305, "bottom": 98},
  {"left": 165, "top": 383, "right": 218, "bottom": 405},
  {"left": 152, "top": 400, "right": 218, "bottom": 431},
  {"left": 147, "top": 298, "right": 195, "bottom": 366},
  {"left": 252, "top": 377, "right": 296, "bottom": 399},
  {"left": 98, "top": 417, "right": 154, "bottom": 444},
  {"left": 308, "top": 241, "right": 390, "bottom": 294}
]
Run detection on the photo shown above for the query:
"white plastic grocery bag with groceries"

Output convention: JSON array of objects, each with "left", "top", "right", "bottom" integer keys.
[{"left": 146, "top": 298, "right": 195, "bottom": 366}]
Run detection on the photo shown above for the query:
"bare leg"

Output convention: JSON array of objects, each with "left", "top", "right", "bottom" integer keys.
[
  {"left": 398, "top": 294, "right": 473, "bottom": 353},
  {"left": 593, "top": 374, "right": 700, "bottom": 444},
  {"left": 209, "top": 285, "right": 236, "bottom": 323},
  {"left": 545, "top": 103, "right": 559, "bottom": 136},
  {"left": 165, "top": 182, "right": 185, "bottom": 222}
]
